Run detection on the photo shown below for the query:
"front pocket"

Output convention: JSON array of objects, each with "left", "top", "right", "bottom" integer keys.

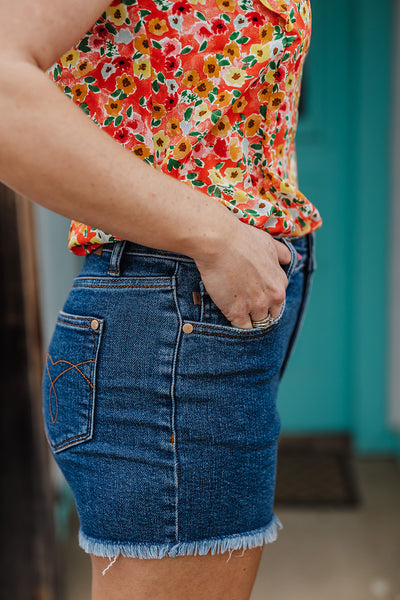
[{"left": 42, "top": 311, "right": 104, "bottom": 453}]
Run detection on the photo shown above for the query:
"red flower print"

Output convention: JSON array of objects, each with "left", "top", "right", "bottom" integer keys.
[
  {"left": 211, "top": 17, "right": 229, "bottom": 35},
  {"left": 164, "top": 94, "right": 179, "bottom": 110},
  {"left": 172, "top": 0, "right": 191, "bottom": 15},
  {"left": 164, "top": 55, "right": 181, "bottom": 73},
  {"left": 113, "top": 127, "right": 132, "bottom": 144},
  {"left": 274, "top": 66, "right": 286, "bottom": 83},
  {"left": 161, "top": 39, "right": 182, "bottom": 56},
  {"left": 214, "top": 138, "right": 228, "bottom": 158},
  {"left": 246, "top": 12, "right": 265, "bottom": 26},
  {"left": 112, "top": 57, "right": 132, "bottom": 70}
]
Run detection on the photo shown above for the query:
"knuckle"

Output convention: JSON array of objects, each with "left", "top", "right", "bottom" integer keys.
[{"left": 270, "top": 286, "right": 286, "bottom": 306}]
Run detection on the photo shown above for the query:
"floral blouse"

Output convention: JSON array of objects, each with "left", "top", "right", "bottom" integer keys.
[{"left": 48, "top": 0, "right": 322, "bottom": 255}]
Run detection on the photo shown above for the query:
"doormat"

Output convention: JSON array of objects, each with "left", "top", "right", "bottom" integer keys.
[{"left": 275, "top": 434, "right": 361, "bottom": 508}]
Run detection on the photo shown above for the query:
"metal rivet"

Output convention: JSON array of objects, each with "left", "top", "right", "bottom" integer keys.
[
  {"left": 182, "top": 323, "right": 194, "bottom": 334},
  {"left": 90, "top": 319, "right": 100, "bottom": 331}
]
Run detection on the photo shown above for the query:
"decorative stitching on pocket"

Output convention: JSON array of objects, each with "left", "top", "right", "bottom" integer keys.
[{"left": 46, "top": 354, "right": 96, "bottom": 424}]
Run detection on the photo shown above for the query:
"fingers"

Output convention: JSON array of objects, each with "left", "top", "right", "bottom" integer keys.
[
  {"left": 273, "top": 239, "right": 292, "bottom": 265},
  {"left": 228, "top": 274, "right": 287, "bottom": 328}
]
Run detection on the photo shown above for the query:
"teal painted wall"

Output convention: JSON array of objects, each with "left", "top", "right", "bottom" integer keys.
[{"left": 278, "top": 0, "right": 398, "bottom": 454}]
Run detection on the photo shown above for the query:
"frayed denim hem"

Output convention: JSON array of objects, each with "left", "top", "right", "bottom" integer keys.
[{"left": 78, "top": 513, "right": 283, "bottom": 568}]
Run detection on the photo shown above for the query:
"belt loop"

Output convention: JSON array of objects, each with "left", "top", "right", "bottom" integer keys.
[{"left": 108, "top": 240, "right": 127, "bottom": 277}]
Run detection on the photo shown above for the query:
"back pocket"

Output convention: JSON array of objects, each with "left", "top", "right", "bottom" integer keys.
[{"left": 42, "top": 311, "right": 104, "bottom": 453}]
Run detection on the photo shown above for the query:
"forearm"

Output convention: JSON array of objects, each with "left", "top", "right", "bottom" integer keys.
[{"left": 0, "top": 59, "right": 236, "bottom": 259}]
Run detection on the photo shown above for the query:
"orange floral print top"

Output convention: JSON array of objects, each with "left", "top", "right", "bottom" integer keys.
[{"left": 48, "top": 0, "right": 322, "bottom": 255}]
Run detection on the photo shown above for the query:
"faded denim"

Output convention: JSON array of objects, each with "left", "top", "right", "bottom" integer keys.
[{"left": 42, "top": 233, "right": 316, "bottom": 561}]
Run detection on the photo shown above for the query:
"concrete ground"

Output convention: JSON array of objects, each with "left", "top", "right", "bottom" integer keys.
[{"left": 58, "top": 458, "right": 400, "bottom": 600}]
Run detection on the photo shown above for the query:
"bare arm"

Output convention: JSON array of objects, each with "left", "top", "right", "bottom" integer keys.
[{"left": 0, "top": 0, "right": 290, "bottom": 328}]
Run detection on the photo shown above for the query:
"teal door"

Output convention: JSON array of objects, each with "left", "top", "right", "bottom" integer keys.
[{"left": 278, "top": 0, "right": 398, "bottom": 454}]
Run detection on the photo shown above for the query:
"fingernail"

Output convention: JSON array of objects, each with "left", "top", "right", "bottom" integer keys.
[{"left": 297, "top": 252, "right": 302, "bottom": 260}]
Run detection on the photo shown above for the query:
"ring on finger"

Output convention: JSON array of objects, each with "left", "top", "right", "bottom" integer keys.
[{"left": 250, "top": 312, "right": 274, "bottom": 329}]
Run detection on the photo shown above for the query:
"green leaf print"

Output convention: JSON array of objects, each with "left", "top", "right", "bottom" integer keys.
[
  {"left": 229, "top": 31, "right": 240, "bottom": 41},
  {"left": 181, "top": 46, "right": 193, "bottom": 55},
  {"left": 126, "top": 106, "right": 133, "bottom": 118},
  {"left": 135, "top": 134, "right": 145, "bottom": 142},
  {"left": 220, "top": 13, "right": 231, "bottom": 22},
  {"left": 236, "top": 36, "right": 250, "bottom": 44},
  {"left": 215, "top": 162, "right": 224, "bottom": 169},
  {"left": 134, "top": 20, "right": 142, "bottom": 33},
  {"left": 211, "top": 109, "right": 222, "bottom": 124},
  {"left": 184, "top": 107, "right": 193, "bottom": 121},
  {"left": 192, "top": 180, "right": 205, "bottom": 187},
  {"left": 105, "top": 22, "right": 118, "bottom": 35},
  {"left": 194, "top": 158, "right": 204, "bottom": 167},
  {"left": 157, "top": 72, "right": 165, "bottom": 83},
  {"left": 207, "top": 185, "right": 216, "bottom": 194},
  {"left": 152, "top": 40, "right": 162, "bottom": 49},
  {"left": 114, "top": 115, "right": 123, "bottom": 127},
  {"left": 199, "top": 40, "right": 207, "bottom": 52},
  {"left": 194, "top": 10, "right": 207, "bottom": 21},
  {"left": 89, "top": 85, "right": 100, "bottom": 93},
  {"left": 77, "top": 38, "right": 91, "bottom": 53},
  {"left": 187, "top": 172, "right": 198, "bottom": 180},
  {"left": 104, "top": 117, "right": 114, "bottom": 126},
  {"left": 84, "top": 76, "right": 96, "bottom": 83},
  {"left": 152, "top": 80, "right": 159, "bottom": 93},
  {"left": 79, "top": 103, "right": 90, "bottom": 116}
]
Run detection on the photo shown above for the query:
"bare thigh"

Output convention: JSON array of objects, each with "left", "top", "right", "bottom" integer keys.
[{"left": 91, "top": 545, "right": 264, "bottom": 600}]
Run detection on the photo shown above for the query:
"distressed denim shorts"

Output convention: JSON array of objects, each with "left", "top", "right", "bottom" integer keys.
[{"left": 42, "top": 233, "right": 316, "bottom": 561}]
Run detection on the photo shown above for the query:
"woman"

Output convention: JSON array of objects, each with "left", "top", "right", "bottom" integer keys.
[{"left": 0, "top": 0, "right": 321, "bottom": 597}]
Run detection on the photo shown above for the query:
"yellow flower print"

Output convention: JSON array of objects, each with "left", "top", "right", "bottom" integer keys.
[
  {"left": 233, "top": 189, "right": 248, "bottom": 204},
  {"left": 244, "top": 114, "right": 262, "bottom": 137},
  {"left": 257, "top": 84, "right": 273, "bottom": 104},
  {"left": 193, "top": 79, "right": 214, "bottom": 98},
  {"left": 229, "top": 137, "right": 243, "bottom": 161},
  {"left": 194, "top": 103, "right": 211, "bottom": 121},
  {"left": 71, "top": 83, "right": 88, "bottom": 103},
  {"left": 250, "top": 44, "right": 271, "bottom": 63},
  {"left": 153, "top": 130, "right": 170, "bottom": 153},
  {"left": 166, "top": 118, "right": 182, "bottom": 136},
  {"left": 209, "top": 167, "right": 225, "bottom": 185},
  {"left": 152, "top": 103, "right": 167, "bottom": 120},
  {"left": 134, "top": 34, "right": 151, "bottom": 55},
  {"left": 203, "top": 57, "right": 221, "bottom": 78},
  {"left": 285, "top": 73, "right": 295, "bottom": 91},
  {"left": 148, "top": 18, "right": 169, "bottom": 36},
  {"left": 275, "top": 143, "right": 285, "bottom": 160},
  {"left": 116, "top": 73, "right": 136, "bottom": 95},
  {"left": 231, "top": 96, "right": 248, "bottom": 113},
  {"left": 104, "top": 98, "right": 123, "bottom": 116},
  {"left": 280, "top": 180, "right": 296, "bottom": 195},
  {"left": 216, "top": 0, "right": 236, "bottom": 12},
  {"left": 133, "top": 57, "right": 151, "bottom": 79},
  {"left": 269, "top": 92, "right": 285, "bottom": 110},
  {"left": 224, "top": 67, "right": 246, "bottom": 87},
  {"left": 300, "top": 1, "right": 310, "bottom": 22},
  {"left": 215, "top": 90, "right": 233, "bottom": 108},
  {"left": 223, "top": 41, "right": 240, "bottom": 61},
  {"left": 60, "top": 49, "right": 80, "bottom": 68},
  {"left": 72, "top": 59, "right": 94, "bottom": 79},
  {"left": 132, "top": 144, "right": 151, "bottom": 159},
  {"left": 188, "top": 0, "right": 206, "bottom": 4},
  {"left": 258, "top": 184, "right": 275, "bottom": 203},
  {"left": 259, "top": 23, "right": 274, "bottom": 44},
  {"left": 106, "top": 4, "right": 127, "bottom": 25},
  {"left": 224, "top": 167, "right": 244, "bottom": 184},
  {"left": 182, "top": 69, "right": 200, "bottom": 89},
  {"left": 210, "top": 115, "right": 232, "bottom": 138},
  {"left": 172, "top": 137, "right": 192, "bottom": 160}
]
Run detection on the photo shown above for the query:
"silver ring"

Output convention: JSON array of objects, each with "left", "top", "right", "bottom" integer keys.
[{"left": 251, "top": 312, "right": 275, "bottom": 329}]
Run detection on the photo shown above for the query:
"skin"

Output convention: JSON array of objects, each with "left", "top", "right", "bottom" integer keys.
[{"left": 0, "top": 1, "right": 290, "bottom": 596}]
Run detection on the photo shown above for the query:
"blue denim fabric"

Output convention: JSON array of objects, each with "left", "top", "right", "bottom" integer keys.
[{"left": 42, "top": 233, "right": 316, "bottom": 560}]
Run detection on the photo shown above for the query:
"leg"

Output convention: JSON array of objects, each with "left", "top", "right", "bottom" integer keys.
[{"left": 91, "top": 545, "right": 263, "bottom": 600}]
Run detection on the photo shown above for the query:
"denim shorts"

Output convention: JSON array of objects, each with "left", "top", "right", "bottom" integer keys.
[{"left": 42, "top": 233, "right": 316, "bottom": 562}]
